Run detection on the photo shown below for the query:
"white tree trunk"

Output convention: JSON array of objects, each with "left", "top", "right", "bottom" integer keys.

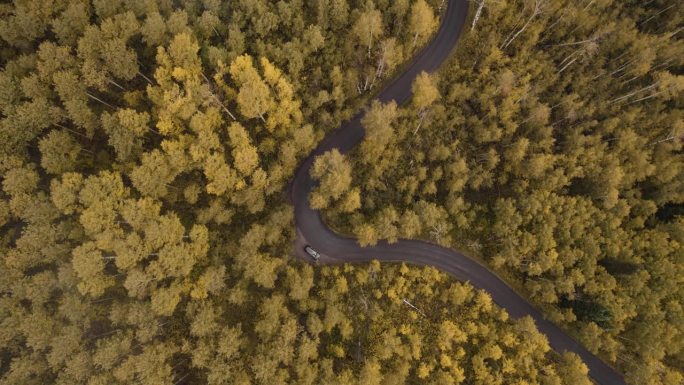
[
  {"left": 402, "top": 298, "right": 426, "bottom": 317},
  {"left": 471, "top": 0, "right": 485, "bottom": 31},
  {"left": 501, "top": 0, "right": 544, "bottom": 50},
  {"left": 201, "top": 72, "right": 237, "bottom": 121},
  {"left": 87, "top": 92, "right": 116, "bottom": 109},
  {"left": 609, "top": 82, "right": 659, "bottom": 103},
  {"left": 137, "top": 70, "right": 154, "bottom": 85},
  {"left": 558, "top": 57, "right": 578, "bottom": 73}
]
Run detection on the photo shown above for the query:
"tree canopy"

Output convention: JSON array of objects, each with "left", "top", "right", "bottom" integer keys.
[{"left": 321, "top": 1, "right": 684, "bottom": 384}]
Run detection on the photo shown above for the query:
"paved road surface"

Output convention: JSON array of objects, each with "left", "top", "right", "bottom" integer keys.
[{"left": 290, "top": 1, "right": 627, "bottom": 384}]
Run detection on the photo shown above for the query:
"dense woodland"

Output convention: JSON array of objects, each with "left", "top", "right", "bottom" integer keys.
[
  {"left": 0, "top": 0, "right": 595, "bottom": 384},
  {"left": 316, "top": 0, "right": 684, "bottom": 384}
]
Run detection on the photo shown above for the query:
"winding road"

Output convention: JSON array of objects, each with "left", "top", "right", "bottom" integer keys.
[{"left": 290, "top": 1, "right": 627, "bottom": 384}]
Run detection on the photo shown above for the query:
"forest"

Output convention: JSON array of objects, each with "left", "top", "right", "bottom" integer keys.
[
  {"left": 315, "top": 1, "right": 684, "bottom": 384},
  {"left": 0, "top": 0, "right": 588, "bottom": 384},
  {"left": 0, "top": 0, "right": 679, "bottom": 384}
]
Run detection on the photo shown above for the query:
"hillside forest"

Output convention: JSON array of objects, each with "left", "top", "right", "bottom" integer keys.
[
  {"left": 315, "top": 1, "right": 684, "bottom": 385},
  {"left": 0, "top": 0, "right": 597, "bottom": 384}
]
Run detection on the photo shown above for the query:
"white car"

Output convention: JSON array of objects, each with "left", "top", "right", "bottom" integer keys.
[{"left": 304, "top": 245, "right": 321, "bottom": 261}]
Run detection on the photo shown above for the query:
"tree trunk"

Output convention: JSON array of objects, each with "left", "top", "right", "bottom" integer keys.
[
  {"left": 471, "top": 0, "right": 485, "bottom": 31},
  {"left": 609, "top": 82, "right": 659, "bottom": 103},
  {"left": 638, "top": 3, "right": 676, "bottom": 27},
  {"left": 626, "top": 91, "right": 664, "bottom": 105},
  {"left": 138, "top": 70, "right": 154, "bottom": 85},
  {"left": 108, "top": 79, "right": 126, "bottom": 91},
  {"left": 368, "top": 30, "right": 373, "bottom": 59},
  {"left": 201, "top": 72, "right": 237, "bottom": 121},
  {"left": 56, "top": 123, "right": 89, "bottom": 139},
  {"left": 87, "top": 92, "right": 116, "bottom": 109},
  {"left": 501, "top": 0, "right": 544, "bottom": 50},
  {"left": 558, "top": 57, "right": 578, "bottom": 73},
  {"left": 414, "top": 110, "right": 427, "bottom": 134}
]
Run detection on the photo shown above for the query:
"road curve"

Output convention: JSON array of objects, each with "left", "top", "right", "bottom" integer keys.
[{"left": 290, "top": 1, "right": 627, "bottom": 385}]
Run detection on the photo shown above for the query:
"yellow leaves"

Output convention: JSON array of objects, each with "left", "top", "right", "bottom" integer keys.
[
  {"left": 72, "top": 242, "right": 112, "bottom": 297},
  {"left": 235, "top": 178, "right": 246, "bottom": 191},
  {"left": 501, "top": 331, "right": 517, "bottom": 348},
  {"left": 409, "top": 0, "right": 437, "bottom": 46},
  {"left": 203, "top": 153, "right": 238, "bottom": 196},
  {"left": 260, "top": 57, "right": 282, "bottom": 86},
  {"left": 358, "top": 359, "right": 382, "bottom": 385},
  {"left": 339, "top": 188, "right": 361, "bottom": 213},
  {"left": 228, "top": 54, "right": 256, "bottom": 85},
  {"left": 439, "top": 353, "right": 453, "bottom": 368},
  {"left": 354, "top": 268, "right": 369, "bottom": 286},
  {"left": 229, "top": 55, "right": 273, "bottom": 123},
  {"left": 50, "top": 172, "right": 84, "bottom": 215},
  {"left": 228, "top": 55, "right": 303, "bottom": 133},
  {"left": 309, "top": 149, "right": 353, "bottom": 209},
  {"left": 150, "top": 283, "right": 182, "bottom": 316},
  {"left": 39, "top": 130, "right": 80, "bottom": 174},
  {"left": 352, "top": 9, "right": 383, "bottom": 51},
  {"left": 248, "top": 254, "right": 284, "bottom": 289},
  {"left": 120, "top": 197, "right": 161, "bottom": 230},
  {"left": 474, "top": 291, "right": 493, "bottom": 313},
  {"left": 355, "top": 223, "right": 378, "bottom": 247},
  {"left": 655, "top": 71, "right": 684, "bottom": 100},
  {"left": 0, "top": 199, "right": 8, "bottom": 227},
  {"left": 191, "top": 266, "right": 227, "bottom": 300},
  {"left": 144, "top": 213, "right": 185, "bottom": 250},
  {"left": 2, "top": 166, "right": 39, "bottom": 197},
  {"left": 228, "top": 122, "right": 260, "bottom": 175},
  {"left": 113, "top": 233, "right": 146, "bottom": 271},
  {"left": 360, "top": 100, "right": 398, "bottom": 164},
  {"left": 329, "top": 344, "right": 345, "bottom": 358},
  {"left": 439, "top": 320, "right": 468, "bottom": 351},
  {"left": 449, "top": 363, "right": 466, "bottom": 384},
  {"left": 417, "top": 362, "right": 433, "bottom": 379},
  {"left": 483, "top": 343, "right": 503, "bottom": 361},
  {"left": 557, "top": 352, "right": 592, "bottom": 385},
  {"left": 79, "top": 171, "right": 128, "bottom": 209},
  {"left": 155, "top": 115, "right": 175, "bottom": 136},
  {"left": 387, "top": 287, "right": 398, "bottom": 301},
  {"left": 412, "top": 71, "right": 440, "bottom": 111},
  {"left": 171, "top": 66, "right": 188, "bottom": 81},
  {"left": 335, "top": 276, "right": 348, "bottom": 294},
  {"left": 167, "top": 32, "right": 201, "bottom": 73},
  {"left": 526, "top": 153, "right": 556, "bottom": 179}
]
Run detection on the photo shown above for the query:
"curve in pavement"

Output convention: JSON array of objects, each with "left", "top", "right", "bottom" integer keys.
[{"left": 290, "top": 1, "right": 627, "bottom": 384}]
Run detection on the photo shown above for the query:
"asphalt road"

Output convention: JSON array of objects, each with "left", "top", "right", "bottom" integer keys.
[{"left": 290, "top": 1, "right": 628, "bottom": 384}]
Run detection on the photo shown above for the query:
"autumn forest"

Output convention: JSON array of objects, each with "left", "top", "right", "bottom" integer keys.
[{"left": 0, "top": 0, "right": 682, "bottom": 385}]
